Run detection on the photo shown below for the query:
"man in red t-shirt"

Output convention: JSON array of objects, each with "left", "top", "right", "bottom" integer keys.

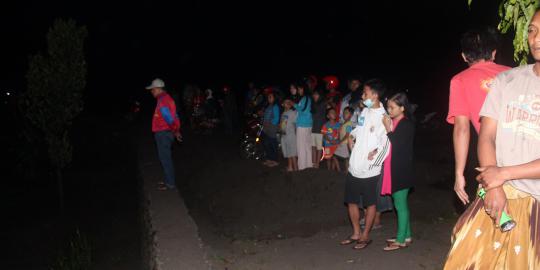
[
  {"left": 147, "top": 78, "right": 181, "bottom": 191},
  {"left": 447, "top": 28, "right": 511, "bottom": 205}
]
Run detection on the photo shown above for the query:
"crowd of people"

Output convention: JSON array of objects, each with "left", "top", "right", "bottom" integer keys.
[
  {"left": 243, "top": 74, "right": 416, "bottom": 251},
  {"left": 146, "top": 9, "right": 540, "bottom": 267}
]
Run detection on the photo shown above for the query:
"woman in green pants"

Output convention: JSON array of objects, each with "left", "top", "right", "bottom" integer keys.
[{"left": 381, "top": 92, "right": 415, "bottom": 251}]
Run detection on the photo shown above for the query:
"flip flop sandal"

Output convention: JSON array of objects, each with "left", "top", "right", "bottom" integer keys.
[
  {"left": 386, "top": 238, "right": 412, "bottom": 244},
  {"left": 353, "top": 239, "right": 372, "bottom": 250},
  {"left": 383, "top": 242, "right": 408, "bottom": 251},
  {"left": 340, "top": 237, "right": 359, "bottom": 245}
]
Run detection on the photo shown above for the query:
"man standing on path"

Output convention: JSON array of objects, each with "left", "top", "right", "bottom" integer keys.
[
  {"left": 446, "top": 28, "right": 510, "bottom": 206},
  {"left": 147, "top": 78, "right": 181, "bottom": 191},
  {"left": 444, "top": 11, "right": 540, "bottom": 268}
]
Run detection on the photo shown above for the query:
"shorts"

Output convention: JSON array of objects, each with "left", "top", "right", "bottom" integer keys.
[
  {"left": 334, "top": 144, "right": 350, "bottom": 158},
  {"left": 344, "top": 173, "right": 378, "bottom": 207},
  {"left": 312, "top": 133, "right": 323, "bottom": 150}
]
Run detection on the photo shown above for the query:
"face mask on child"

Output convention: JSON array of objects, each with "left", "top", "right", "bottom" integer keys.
[{"left": 363, "top": 98, "right": 374, "bottom": 108}]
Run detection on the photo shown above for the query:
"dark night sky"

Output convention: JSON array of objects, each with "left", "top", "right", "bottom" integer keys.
[{"left": 0, "top": 0, "right": 512, "bottom": 112}]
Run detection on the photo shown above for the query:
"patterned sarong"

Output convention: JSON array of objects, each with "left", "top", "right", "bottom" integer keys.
[{"left": 444, "top": 185, "right": 540, "bottom": 269}]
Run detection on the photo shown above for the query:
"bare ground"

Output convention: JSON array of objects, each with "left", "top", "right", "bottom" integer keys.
[{"left": 176, "top": 125, "right": 460, "bottom": 270}]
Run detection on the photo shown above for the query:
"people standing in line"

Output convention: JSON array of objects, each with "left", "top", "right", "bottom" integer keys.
[
  {"left": 146, "top": 78, "right": 182, "bottom": 191},
  {"left": 321, "top": 108, "right": 341, "bottom": 171},
  {"left": 262, "top": 91, "right": 280, "bottom": 168},
  {"left": 380, "top": 93, "right": 415, "bottom": 251},
  {"left": 340, "top": 76, "right": 362, "bottom": 122},
  {"left": 341, "top": 79, "right": 390, "bottom": 250},
  {"left": 280, "top": 98, "right": 298, "bottom": 172},
  {"left": 444, "top": 11, "right": 540, "bottom": 268},
  {"left": 295, "top": 83, "right": 313, "bottom": 170},
  {"left": 311, "top": 90, "right": 327, "bottom": 168},
  {"left": 446, "top": 28, "right": 510, "bottom": 205},
  {"left": 335, "top": 106, "right": 354, "bottom": 171}
]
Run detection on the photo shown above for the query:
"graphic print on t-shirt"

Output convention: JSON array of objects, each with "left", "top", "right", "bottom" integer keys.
[
  {"left": 358, "top": 116, "right": 365, "bottom": 127},
  {"left": 281, "top": 114, "right": 288, "bottom": 132},
  {"left": 502, "top": 94, "right": 540, "bottom": 140},
  {"left": 480, "top": 78, "right": 495, "bottom": 92}
]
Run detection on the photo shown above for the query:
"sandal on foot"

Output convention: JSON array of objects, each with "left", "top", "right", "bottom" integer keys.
[
  {"left": 340, "top": 236, "right": 360, "bottom": 245},
  {"left": 353, "top": 239, "right": 372, "bottom": 250},
  {"left": 386, "top": 237, "right": 412, "bottom": 244},
  {"left": 383, "top": 242, "right": 408, "bottom": 251}
]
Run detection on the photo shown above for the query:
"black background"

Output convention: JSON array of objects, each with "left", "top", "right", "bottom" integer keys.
[{"left": 0, "top": 0, "right": 514, "bottom": 112}]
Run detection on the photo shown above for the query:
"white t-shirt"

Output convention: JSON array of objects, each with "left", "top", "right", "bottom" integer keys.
[
  {"left": 480, "top": 64, "right": 540, "bottom": 201},
  {"left": 348, "top": 104, "right": 390, "bottom": 178}
]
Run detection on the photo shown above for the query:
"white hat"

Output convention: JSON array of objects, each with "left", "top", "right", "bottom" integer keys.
[{"left": 145, "top": 78, "right": 165, "bottom": 90}]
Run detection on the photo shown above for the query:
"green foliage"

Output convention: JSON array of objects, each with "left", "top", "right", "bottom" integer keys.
[
  {"left": 471, "top": 0, "right": 539, "bottom": 65},
  {"left": 22, "top": 19, "right": 87, "bottom": 170},
  {"left": 498, "top": 0, "right": 539, "bottom": 65},
  {"left": 51, "top": 230, "right": 92, "bottom": 270}
]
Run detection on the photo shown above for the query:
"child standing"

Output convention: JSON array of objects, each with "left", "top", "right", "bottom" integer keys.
[
  {"left": 280, "top": 99, "right": 298, "bottom": 172},
  {"left": 340, "top": 79, "right": 389, "bottom": 250},
  {"left": 321, "top": 108, "right": 341, "bottom": 171},
  {"left": 380, "top": 93, "right": 415, "bottom": 251},
  {"left": 335, "top": 106, "right": 354, "bottom": 171}
]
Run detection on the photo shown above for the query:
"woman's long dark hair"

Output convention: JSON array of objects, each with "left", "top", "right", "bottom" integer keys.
[
  {"left": 388, "top": 92, "right": 415, "bottom": 122},
  {"left": 294, "top": 81, "right": 311, "bottom": 112}
]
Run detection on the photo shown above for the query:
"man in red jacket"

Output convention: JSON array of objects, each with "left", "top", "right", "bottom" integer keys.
[{"left": 146, "top": 78, "right": 181, "bottom": 190}]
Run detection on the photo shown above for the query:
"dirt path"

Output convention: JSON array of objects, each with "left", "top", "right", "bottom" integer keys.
[{"left": 176, "top": 126, "right": 459, "bottom": 270}]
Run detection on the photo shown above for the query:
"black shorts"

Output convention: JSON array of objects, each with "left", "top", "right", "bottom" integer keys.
[{"left": 344, "top": 173, "right": 379, "bottom": 207}]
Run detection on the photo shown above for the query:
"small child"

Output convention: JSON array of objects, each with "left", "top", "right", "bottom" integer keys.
[
  {"left": 280, "top": 99, "right": 298, "bottom": 172},
  {"left": 335, "top": 106, "right": 354, "bottom": 171},
  {"left": 321, "top": 108, "right": 341, "bottom": 171}
]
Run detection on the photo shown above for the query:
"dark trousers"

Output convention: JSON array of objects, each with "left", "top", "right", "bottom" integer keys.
[
  {"left": 154, "top": 131, "right": 175, "bottom": 188},
  {"left": 263, "top": 133, "right": 279, "bottom": 162}
]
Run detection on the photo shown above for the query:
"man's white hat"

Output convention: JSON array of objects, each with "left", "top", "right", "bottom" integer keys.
[{"left": 146, "top": 78, "right": 165, "bottom": 90}]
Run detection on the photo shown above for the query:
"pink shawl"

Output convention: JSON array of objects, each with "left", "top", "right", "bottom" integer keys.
[{"left": 381, "top": 118, "right": 402, "bottom": 195}]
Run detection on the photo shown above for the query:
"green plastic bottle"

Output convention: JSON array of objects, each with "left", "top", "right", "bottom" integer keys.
[{"left": 477, "top": 188, "right": 516, "bottom": 232}]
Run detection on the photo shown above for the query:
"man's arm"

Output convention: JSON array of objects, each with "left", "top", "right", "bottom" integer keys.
[
  {"left": 369, "top": 123, "right": 389, "bottom": 164},
  {"left": 453, "top": 116, "right": 471, "bottom": 204},
  {"left": 477, "top": 116, "right": 507, "bottom": 225},
  {"left": 159, "top": 103, "right": 181, "bottom": 141},
  {"left": 477, "top": 116, "right": 540, "bottom": 184},
  {"left": 477, "top": 117, "right": 498, "bottom": 167}
]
